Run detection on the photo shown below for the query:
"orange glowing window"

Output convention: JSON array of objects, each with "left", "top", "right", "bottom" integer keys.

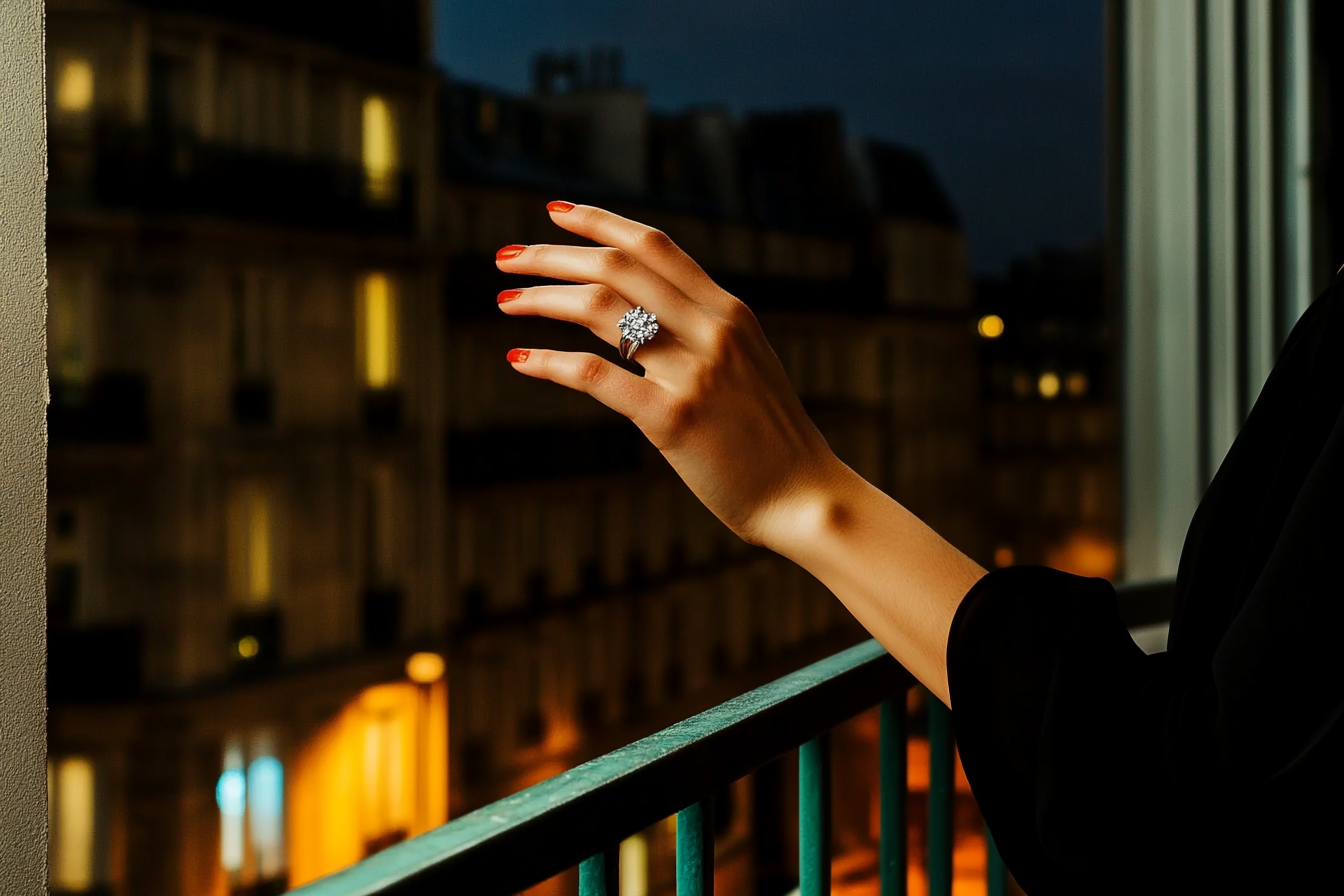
[
  {"left": 55, "top": 55, "right": 94, "bottom": 115},
  {"left": 49, "top": 756, "right": 99, "bottom": 891}
]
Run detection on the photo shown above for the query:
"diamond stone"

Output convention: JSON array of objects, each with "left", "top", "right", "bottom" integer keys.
[{"left": 618, "top": 306, "right": 659, "bottom": 344}]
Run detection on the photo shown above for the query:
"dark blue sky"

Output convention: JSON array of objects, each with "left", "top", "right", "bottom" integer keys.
[{"left": 433, "top": 0, "right": 1105, "bottom": 275}]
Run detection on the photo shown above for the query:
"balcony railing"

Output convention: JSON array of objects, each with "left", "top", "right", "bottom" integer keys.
[{"left": 288, "top": 579, "right": 1175, "bottom": 896}]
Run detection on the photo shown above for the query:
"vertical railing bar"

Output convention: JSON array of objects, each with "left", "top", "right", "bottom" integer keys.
[
  {"left": 799, "top": 732, "right": 833, "bottom": 896},
  {"left": 927, "top": 693, "right": 954, "bottom": 896},
  {"left": 987, "top": 823, "right": 1007, "bottom": 896},
  {"left": 677, "top": 798, "right": 715, "bottom": 895},
  {"left": 879, "top": 696, "right": 907, "bottom": 896},
  {"left": 578, "top": 845, "right": 619, "bottom": 896}
]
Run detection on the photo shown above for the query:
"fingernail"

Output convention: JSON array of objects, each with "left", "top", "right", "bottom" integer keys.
[
  {"left": 496, "top": 244, "right": 526, "bottom": 260},
  {"left": 497, "top": 289, "right": 524, "bottom": 304},
  {"left": 547, "top": 200, "right": 575, "bottom": 213},
  {"left": 506, "top": 349, "right": 530, "bottom": 363}
]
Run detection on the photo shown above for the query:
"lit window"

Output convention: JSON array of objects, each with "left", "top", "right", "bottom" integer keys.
[
  {"left": 1038, "top": 371, "right": 1061, "bottom": 399},
  {"left": 219, "top": 733, "right": 286, "bottom": 884},
  {"left": 49, "top": 755, "right": 99, "bottom": 891},
  {"left": 619, "top": 833, "right": 649, "bottom": 896},
  {"left": 977, "top": 314, "right": 1005, "bottom": 339},
  {"left": 49, "top": 263, "right": 92, "bottom": 385},
  {"left": 406, "top": 652, "right": 445, "bottom": 684},
  {"left": 55, "top": 56, "right": 94, "bottom": 115},
  {"left": 362, "top": 95, "right": 398, "bottom": 204},
  {"left": 1065, "top": 371, "right": 1089, "bottom": 397},
  {"left": 357, "top": 273, "right": 399, "bottom": 389},
  {"left": 228, "top": 483, "right": 273, "bottom": 608}
]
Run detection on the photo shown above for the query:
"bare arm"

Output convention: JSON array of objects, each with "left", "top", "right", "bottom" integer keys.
[{"left": 496, "top": 202, "right": 986, "bottom": 707}]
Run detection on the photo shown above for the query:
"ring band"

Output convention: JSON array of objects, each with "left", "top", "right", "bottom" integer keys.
[{"left": 617, "top": 306, "right": 659, "bottom": 362}]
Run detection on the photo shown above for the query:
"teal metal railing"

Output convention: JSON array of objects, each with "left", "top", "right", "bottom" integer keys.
[{"left": 288, "top": 579, "right": 1175, "bottom": 896}]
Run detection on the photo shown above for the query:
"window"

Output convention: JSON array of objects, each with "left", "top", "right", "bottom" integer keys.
[
  {"left": 356, "top": 272, "right": 399, "bottom": 390},
  {"left": 362, "top": 94, "right": 399, "bottom": 204},
  {"left": 218, "top": 732, "right": 286, "bottom": 887},
  {"left": 49, "top": 262, "right": 92, "bottom": 387},
  {"left": 53, "top": 53, "right": 94, "bottom": 118},
  {"left": 232, "top": 270, "right": 276, "bottom": 382},
  {"left": 365, "top": 463, "right": 396, "bottom": 587},
  {"left": 48, "top": 505, "right": 83, "bottom": 628},
  {"left": 227, "top": 482, "right": 274, "bottom": 610},
  {"left": 49, "top": 755, "right": 104, "bottom": 893}
]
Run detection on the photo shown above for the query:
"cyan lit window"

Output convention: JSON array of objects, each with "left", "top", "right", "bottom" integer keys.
[
  {"left": 357, "top": 272, "right": 399, "bottom": 390},
  {"left": 362, "top": 94, "right": 399, "bottom": 204},
  {"left": 48, "top": 755, "right": 100, "bottom": 892},
  {"left": 218, "top": 733, "right": 285, "bottom": 884}
]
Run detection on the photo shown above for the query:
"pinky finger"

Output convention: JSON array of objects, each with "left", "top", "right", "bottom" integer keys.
[{"left": 506, "top": 348, "right": 662, "bottom": 423}]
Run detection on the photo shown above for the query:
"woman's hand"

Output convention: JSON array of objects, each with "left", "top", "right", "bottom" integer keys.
[
  {"left": 496, "top": 201, "right": 985, "bottom": 706},
  {"left": 495, "top": 202, "right": 849, "bottom": 550}
]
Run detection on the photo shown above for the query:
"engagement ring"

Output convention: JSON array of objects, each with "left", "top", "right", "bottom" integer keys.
[{"left": 618, "top": 306, "right": 659, "bottom": 361}]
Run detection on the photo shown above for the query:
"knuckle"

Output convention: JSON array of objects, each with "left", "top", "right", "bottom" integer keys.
[
  {"left": 597, "top": 247, "right": 634, "bottom": 274},
  {"left": 586, "top": 285, "right": 622, "bottom": 315},
  {"left": 575, "top": 354, "right": 609, "bottom": 387},
  {"left": 635, "top": 227, "right": 675, "bottom": 254}
]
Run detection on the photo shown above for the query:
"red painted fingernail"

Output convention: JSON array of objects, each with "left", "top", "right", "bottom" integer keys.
[
  {"left": 547, "top": 200, "right": 575, "bottom": 213},
  {"left": 496, "top": 245, "right": 526, "bottom": 260},
  {"left": 498, "top": 289, "right": 524, "bottom": 304},
  {"left": 506, "top": 349, "right": 530, "bottom": 363}
]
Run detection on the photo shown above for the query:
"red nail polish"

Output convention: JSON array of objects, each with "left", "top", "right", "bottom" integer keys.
[
  {"left": 496, "top": 245, "right": 526, "bottom": 260},
  {"left": 506, "top": 349, "right": 530, "bottom": 363},
  {"left": 498, "top": 289, "right": 524, "bottom": 303},
  {"left": 547, "top": 200, "right": 575, "bottom": 213}
]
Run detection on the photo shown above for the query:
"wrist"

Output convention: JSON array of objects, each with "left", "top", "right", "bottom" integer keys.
[{"left": 748, "top": 454, "right": 866, "bottom": 560}]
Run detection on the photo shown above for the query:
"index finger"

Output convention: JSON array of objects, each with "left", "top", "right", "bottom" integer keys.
[{"left": 545, "top": 202, "right": 731, "bottom": 312}]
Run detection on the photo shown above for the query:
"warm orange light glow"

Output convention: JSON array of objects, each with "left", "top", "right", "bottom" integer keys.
[
  {"left": 1065, "top": 371, "right": 1089, "bottom": 397},
  {"left": 1038, "top": 371, "right": 1061, "bottom": 399},
  {"left": 56, "top": 57, "right": 94, "bottom": 114},
  {"left": 1046, "top": 531, "right": 1119, "bottom": 580},
  {"left": 992, "top": 546, "right": 1015, "bottom": 568},
  {"left": 362, "top": 95, "right": 398, "bottom": 203},
  {"left": 358, "top": 273, "right": 398, "bottom": 389},
  {"left": 976, "top": 314, "right": 1004, "bottom": 339},
  {"left": 288, "top": 680, "right": 447, "bottom": 887},
  {"left": 405, "top": 652, "right": 444, "bottom": 684},
  {"left": 619, "top": 833, "right": 649, "bottom": 896}
]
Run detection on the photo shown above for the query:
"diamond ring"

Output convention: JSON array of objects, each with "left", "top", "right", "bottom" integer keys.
[{"left": 617, "top": 306, "right": 659, "bottom": 362}]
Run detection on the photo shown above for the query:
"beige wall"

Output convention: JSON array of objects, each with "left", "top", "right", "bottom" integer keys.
[{"left": 0, "top": 0, "right": 48, "bottom": 892}]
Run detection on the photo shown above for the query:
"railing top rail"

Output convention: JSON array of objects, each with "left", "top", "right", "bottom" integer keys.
[{"left": 289, "top": 638, "right": 913, "bottom": 896}]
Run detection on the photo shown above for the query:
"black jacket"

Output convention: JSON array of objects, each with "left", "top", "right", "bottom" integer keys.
[{"left": 948, "top": 269, "right": 1344, "bottom": 893}]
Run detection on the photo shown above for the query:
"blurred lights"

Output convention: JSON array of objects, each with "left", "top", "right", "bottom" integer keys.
[
  {"left": 405, "top": 652, "right": 445, "bottom": 684},
  {"left": 619, "top": 833, "right": 649, "bottom": 896},
  {"left": 362, "top": 95, "right": 398, "bottom": 203},
  {"left": 993, "top": 546, "right": 1015, "bottom": 568},
  {"left": 237, "top": 635, "right": 260, "bottom": 659},
  {"left": 977, "top": 314, "right": 1005, "bottom": 339},
  {"left": 56, "top": 57, "right": 94, "bottom": 114},
  {"left": 1065, "top": 371, "right": 1089, "bottom": 397},
  {"left": 50, "top": 756, "right": 96, "bottom": 891},
  {"left": 1038, "top": 371, "right": 1061, "bottom": 399},
  {"left": 359, "top": 272, "right": 398, "bottom": 389}
]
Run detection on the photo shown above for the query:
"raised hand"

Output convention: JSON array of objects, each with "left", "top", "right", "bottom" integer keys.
[
  {"left": 495, "top": 202, "right": 845, "bottom": 549},
  {"left": 495, "top": 201, "right": 985, "bottom": 706}
]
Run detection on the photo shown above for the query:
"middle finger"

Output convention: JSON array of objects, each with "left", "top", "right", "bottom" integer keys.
[
  {"left": 498, "top": 283, "right": 691, "bottom": 360},
  {"left": 496, "top": 243, "right": 711, "bottom": 345}
]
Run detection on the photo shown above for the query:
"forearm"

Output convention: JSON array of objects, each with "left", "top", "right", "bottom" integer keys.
[{"left": 763, "top": 461, "right": 987, "bottom": 708}]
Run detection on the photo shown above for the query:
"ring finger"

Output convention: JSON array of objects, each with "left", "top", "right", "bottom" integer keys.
[{"left": 497, "top": 283, "right": 686, "bottom": 364}]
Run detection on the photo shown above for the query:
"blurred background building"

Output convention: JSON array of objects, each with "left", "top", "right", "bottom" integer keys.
[{"left": 47, "top": 2, "right": 992, "bottom": 895}]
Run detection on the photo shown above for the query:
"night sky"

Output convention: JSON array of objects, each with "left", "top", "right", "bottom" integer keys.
[{"left": 433, "top": 0, "right": 1105, "bottom": 276}]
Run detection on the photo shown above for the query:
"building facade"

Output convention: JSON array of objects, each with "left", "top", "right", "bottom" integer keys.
[{"left": 46, "top": 7, "right": 987, "bottom": 895}]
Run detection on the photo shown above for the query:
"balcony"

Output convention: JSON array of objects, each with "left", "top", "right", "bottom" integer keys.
[
  {"left": 49, "top": 122, "right": 417, "bottom": 237},
  {"left": 288, "top": 580, "right": 1174, "bottom": 896}
]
